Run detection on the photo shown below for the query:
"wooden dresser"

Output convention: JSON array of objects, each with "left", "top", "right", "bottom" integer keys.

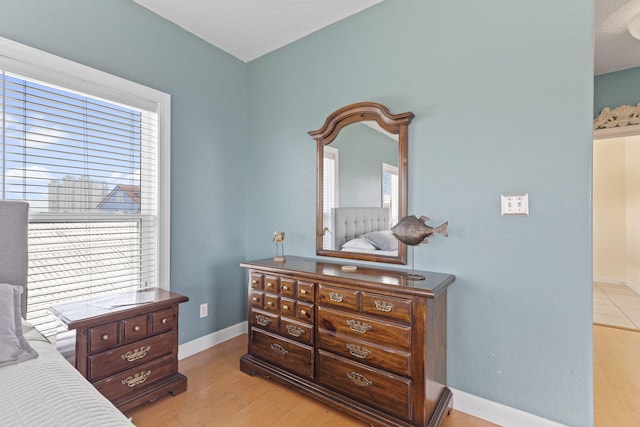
[
  {"left": 51, "top": 288, "right": 188, "bottom": 412},
  {"left": 240, "top": 257, "right": 455, "bottom": 427}
]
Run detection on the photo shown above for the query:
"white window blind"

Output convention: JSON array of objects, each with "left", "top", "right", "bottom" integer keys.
[
  {"left": 0, "top": 47, "right": 167, "bottom": 338},
  {"left": 382, "top": 163, "right": 399, "bottom": 227}
]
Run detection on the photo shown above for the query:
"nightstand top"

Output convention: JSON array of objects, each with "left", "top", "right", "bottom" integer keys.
[{"left": 51, "top": 288, "right": 188, "bottom": 329}]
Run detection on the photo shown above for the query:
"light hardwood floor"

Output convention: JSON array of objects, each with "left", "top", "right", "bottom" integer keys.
[{"left": 126, "top": 326, "right": 639, "bottom": 426}]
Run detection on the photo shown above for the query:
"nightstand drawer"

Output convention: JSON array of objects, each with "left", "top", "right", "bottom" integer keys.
[
  {"left": 88, "top": 332, "right": 174, "bottom": 381},
  {"left": 124, "top": 314, "right": 149, "bottom": 343},
  {"left": 317, "top": 350, "right": 411, "bottom": 421},
  {"left": 151, "top": 308, "right": 174, "bottom": 334},
  {"left": 94, "top": 353, "right": 175, "bottom": 401},
  {"left": 251, "top": 329, "right": 313, "bottom": 380},
  {"left": 318, "top": 307, "right": 411, "bottom": 350},
  {"left": 89, "top": 323, "right": 119, "bottom": 354}
]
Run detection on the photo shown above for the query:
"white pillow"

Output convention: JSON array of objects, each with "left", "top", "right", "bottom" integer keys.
[
  {"left": 0, "top": 283, "right": 38, "bottom": 367},
  {"left": 342, "top": 237, "right": 377, "bottom": 250},
  {"left": 363, "top": 230, "right": 398, "bottom": 251}
]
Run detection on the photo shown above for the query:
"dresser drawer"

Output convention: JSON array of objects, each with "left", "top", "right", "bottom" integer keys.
[
  {"left": 249, "top": 291, "right": 264, "bottom": 309},
  {"left": 297, "top": 281, "right": 314, "bottom": 302},
  {"left": 317, "top": 350, "right": 411, "bottom": 421},
  {"left": 280, "top": 298, "right": 296, "bottom": 317},
  {"left": 250, "top": 309, "right": 279, "bottom": 333},
  {"left": 318, "top": 307, "right": 411, "bottom": 350},
  {"left": 361, "top": 292, "right": 412, "bottom": 323},
  {"left": 280, "top": 278, "right": 296, "bottom": 297},
  {"left": 250, "top": 273, "right": 264, "bottom": 290},
  {"left": 264, "top": 294, "right": 279, "bottom": 313},
  {"left": 151, "top": 308, "right": 174, "bottom": 334},
  {"left": 88, "top": 332, "right": 174, "bottom": 381},
  {"left": 89, "top": 322, "right": 119, "bottom": 353},
  {"left": 318, "top": 330, "right": 411, "bottom": 377},
  {"left": 93, "top": 353, "right": 175, "bottom": 401},
  {"left": 318, "top": 284, "right": 359, "bottom": 310},
  {"left": 264, "top": 275, "right": 281, "bottom": 293},
  {"left": 281, "top": 317, "right": 313, "bottom": 345},
  {"left": 296, "top": 301, "right": 314, "bottom": 324},
  {"left": 251, "top": 329, "right": 313, "bottom": 379}
]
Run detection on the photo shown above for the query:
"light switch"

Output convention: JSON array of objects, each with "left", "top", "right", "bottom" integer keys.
[{"left": 501, "top": 193, "right": 529, "bottom": 216}]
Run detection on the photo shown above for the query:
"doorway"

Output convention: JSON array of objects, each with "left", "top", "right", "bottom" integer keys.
[{"left": 593, "top": 133, "right": 640, "bottom": 331}]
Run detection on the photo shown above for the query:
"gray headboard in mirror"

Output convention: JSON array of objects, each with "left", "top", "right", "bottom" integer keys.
[
  {"left": 0, "top": 201, "right": 29, "bottom": 317},
  {"left": 309, "top": 102, "right": 414, "bottom": 265}
]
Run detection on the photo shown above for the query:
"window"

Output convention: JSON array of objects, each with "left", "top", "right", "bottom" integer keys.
[
  {"left": 382, "top": 163, "right": 399, "bottom": 226},
  {"left": 323, "top": 146, "right": 338, "bottom": 249},
  {"left": 0, "top": 38, "right": 170, "bottom": 336}
]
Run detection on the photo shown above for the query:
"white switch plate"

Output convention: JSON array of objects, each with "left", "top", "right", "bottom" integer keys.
[
  {"left": 200, "top": 303, "right": 208, "bottom": 318},
  {"left": 501, "top": 193, "right": 529, "bottom": 216}
]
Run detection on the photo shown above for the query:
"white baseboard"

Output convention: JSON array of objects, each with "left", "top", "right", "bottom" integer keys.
[
  {"left": 178, "top": 321, "right": 247, "bottom": 360},
  {"left": 450, "top": 388, "right": 567, "bottom": 427}
]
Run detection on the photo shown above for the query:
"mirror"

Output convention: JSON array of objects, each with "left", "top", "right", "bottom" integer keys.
[{"left": 309, "top": 102, "right": 414, "bottom": 264}]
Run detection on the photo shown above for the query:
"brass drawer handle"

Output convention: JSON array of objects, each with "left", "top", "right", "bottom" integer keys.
[
  {"left": 329, "top": 292, "right": 345, "bottom": 303},
  {"left": 121, "top": 345, "right": 151, "bottom": 362},
  {"left": 101, "top": 334, "right": 109, "bottom": 341},
  {"left": 267, "top": 282, "right": 274, "bottom": 288},
  {"left": 286, "top": 324, "right": 304, "bottom": 337},
  {"left": 374, "top": 300, "right": 395, "bottom": 312},
  {"left": 347, "top": 372, "right": 372, "bottom": 387},
  {"left": 347, "top": 319, "right": 371, "bottom": 334},
  {"left": 267, "top": 301, "right": 273, "bottom": 306},
  {"left": 252, "top": 296, "right": 258, "bottom": 302},
  {"left": 282, "top": 285, "right": 289, "bottom": 291},
  {"left": 270, "top": 343, "right": 288, "bottom": 356},
  {"left": 133, "top": 325, "right": 141, "bottom": 332},
  {"left": 300, "top": 289, "right": 307, "bottom": 295},
  {"left": 282, "top": 304, "right": 289, "bottom": 311},
  {"left": 255, "top": 314, "right": 272, "bottom": 326},
  {"left": 346, "top": 343, "right": 371, "bottom": 359},
  {"left": 300, "top": 309, "right": 307, "bottom": 316},
  {"left": 161, "top": 318, "right": 168, "bottom": 324},
  {"left": 252, "top": 279, "right": 257, "bottom": 285},
  {"left": 122, "top": 370, "right": 151, "bottom": 387}
]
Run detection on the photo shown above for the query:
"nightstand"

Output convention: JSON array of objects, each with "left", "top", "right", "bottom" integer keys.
[{"left": 51, "top": 288, "right": 189, "bottom": 412}]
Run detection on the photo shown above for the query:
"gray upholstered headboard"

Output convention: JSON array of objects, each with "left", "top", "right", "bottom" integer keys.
[
  {"left": 331, "top": 207, "right": 390, "bottom": 250},
  {"left": 0, "top": 201, "right": 29, "bottom": 317}
]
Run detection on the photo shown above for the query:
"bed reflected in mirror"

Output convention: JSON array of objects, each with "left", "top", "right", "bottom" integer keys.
[{"left": 309, "top": 102, "right": 414, "bottom": 265}]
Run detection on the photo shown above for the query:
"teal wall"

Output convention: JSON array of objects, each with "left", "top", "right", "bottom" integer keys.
[
  {"left": 0, "top": 0, "right": 595, "bottom": 425},
  {"left": 595, "top": 66, "right": 640, "bottom": 115},
  {"left": 247, "top": 1, "right": 594, "bottom": 426},
  {"left": 0, "top": 0, "right": 249, "bottom": 343}
]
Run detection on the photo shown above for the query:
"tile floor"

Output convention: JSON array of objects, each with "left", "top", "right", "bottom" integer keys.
[{"left": 593, "top": 282, "right": 640, "bottom": 330}]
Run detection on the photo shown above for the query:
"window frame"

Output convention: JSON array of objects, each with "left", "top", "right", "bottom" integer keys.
[{"left": 0, "top": 36, "right": 171, "bottom": 291}]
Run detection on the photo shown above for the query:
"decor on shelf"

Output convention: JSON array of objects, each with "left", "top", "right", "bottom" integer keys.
[
  {"left": 391, "top": 215, "right": 449, "bottom": 280},
  {"left": 593, "top": 103, "right": 640, "bottom": 130},
  {"left": 273, "top": 230, "right": 285, "bottom": 262}
]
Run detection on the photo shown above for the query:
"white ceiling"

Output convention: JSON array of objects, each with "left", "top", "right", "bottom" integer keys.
[
  {"left": 133, "top": 0, "right": 640, "bottom": 74},
  {"left": 132, "top": 0, "right": 383, "bottom": 63},
  {"left": 595, "top": 0, "right": 640, "bottom": 75}
]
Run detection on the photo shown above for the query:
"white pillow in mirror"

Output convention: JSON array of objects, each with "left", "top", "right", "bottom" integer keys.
[
  {"left": 363, "top": 230, "right": 398, "bottom": 251},
  {"left": 342, "top": 237, "right": 377, "bottom": 251}
]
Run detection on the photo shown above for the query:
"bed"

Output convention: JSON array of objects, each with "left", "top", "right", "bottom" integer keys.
[
  {"left": 331, "top": 207, "right": 398, "bottom": 256},
  {"left": 0, "top": 201, "right": 133, "bottom": 427}
]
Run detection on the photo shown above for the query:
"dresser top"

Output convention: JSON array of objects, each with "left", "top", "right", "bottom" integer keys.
[
  {"left": 241, "top": 256, "right": 454, "bottom": 298},
  {"left": 51, "top": 288, "right": 188, "bottom": 329}
]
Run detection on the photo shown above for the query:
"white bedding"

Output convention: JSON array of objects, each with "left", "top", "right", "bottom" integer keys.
[{"left": 0, "top": 323, "right": 133, "bottom": 427}]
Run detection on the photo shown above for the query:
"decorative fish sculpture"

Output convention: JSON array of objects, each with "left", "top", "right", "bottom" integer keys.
[{"left": 391, "top": 215, "right": 448, "bottom": 246}]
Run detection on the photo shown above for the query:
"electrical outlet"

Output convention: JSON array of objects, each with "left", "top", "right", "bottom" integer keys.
[
  {"left": 199, "top": 303, "right": 208, "bottom": 318},
  {"left": 501, "top": 193, "right": 529, "bottom": 216}
]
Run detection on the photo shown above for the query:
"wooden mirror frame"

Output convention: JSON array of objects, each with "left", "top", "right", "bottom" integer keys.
[{"left": 309, "top": 102, "right": 414, "bottom": 265}]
